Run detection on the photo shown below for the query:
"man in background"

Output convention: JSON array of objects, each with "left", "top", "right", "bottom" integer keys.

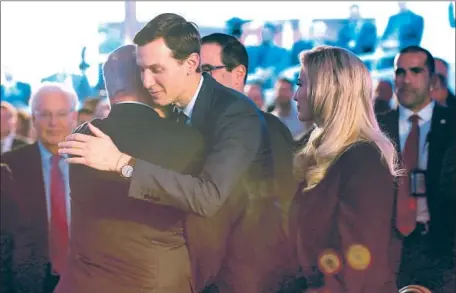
[
  {"left": 432, "top": 57, "right": 455, "bottom": 111},
  {"left": 2, "top": 82, "right": 78, "bottom": 293},
  {"left": 1, "top": 101, "right": 29, "bottom": 153},
  {"left": 199, "top": 32, "right": 296, "bottom": 293}
]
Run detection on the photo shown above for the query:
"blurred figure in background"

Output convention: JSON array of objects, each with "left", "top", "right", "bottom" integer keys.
[
  {"left": 337, "top": 4, "right": 378, "bottom": 54},
  {"left": 225, "top": 17, "right": 250, "bottom": 40},
  {"left": 271, "top": 77, "right": 313, "bottom": 141},
  {"left": 1, "top": 101, "right": 29, "bottom": 153},
  {"left": 449, "top": 1, "right": 455, "bottom": 28},
  {"left": 432, "top": 57, "right": 456, "bottom": 110},
  {"left": 1, "top": 67, "right": 32, "bottom": 109},
  {"left": 246, "top": 23, "right": 290, "bottom": 89},
  {"left": 373, "top": 79, "right": 394, "bottom": 115},
  {"left": 15, "top": 110, "right": 35, "bottom": 142},
  {"left": 77, "top": 108, "right": 94, "bottom": 126},
  {"left": 381, "top": 2, "right": 424, "bottom": 51},
  {"left": 81, "top": 97, "right": 103, "bottom": 113},
  {"left": 244, "top": 81, "right": 265, "bottom": 110},
  {"left": 93, "top": 98, "right": 110, "bottom": 119}
]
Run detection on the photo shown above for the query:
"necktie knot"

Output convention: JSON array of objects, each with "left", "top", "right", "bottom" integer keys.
[
  {"left": 408, "top": 114, "right": 420, "bottom": 124},
  {"left": 172, "top": 106, "right": 189, "bottom": 124},
  {"left": 51, "top": 155, "right": 62, "bottom": 166}
]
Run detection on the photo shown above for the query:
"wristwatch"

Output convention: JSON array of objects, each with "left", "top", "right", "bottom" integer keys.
[{"left": 120, "top": 157, "right": 136, "bottom": 179}]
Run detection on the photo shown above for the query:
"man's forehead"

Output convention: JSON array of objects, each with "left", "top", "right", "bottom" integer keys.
[
  {"left": 136, "top": 40, "right": 173, "bottom": 66},
  {"left": 201, "top": 43, "right": 222, "bottom": 60},
  {"left": 396, "top": 52, "right": 427, "bottom": 68}
]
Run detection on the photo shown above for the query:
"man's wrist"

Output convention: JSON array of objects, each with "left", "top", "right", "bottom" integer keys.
[{"left": 115, "top": 153, "right": 132, "bottom": 173}]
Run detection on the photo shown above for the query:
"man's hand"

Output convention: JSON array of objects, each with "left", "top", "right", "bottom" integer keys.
[{"left": 58, "top": 123, "right": 127, "bottom": 172}]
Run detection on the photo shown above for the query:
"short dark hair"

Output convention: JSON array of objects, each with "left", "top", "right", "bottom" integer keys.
[
  {"left": 398, "top": 45, "right": 435, "bottom": 76},
  {"left": 78, "top": 108, "right": 93, "bottom": 115},
  {"left": 201, "top": 33, "right": 249, "bottom": 83},
  {"left": 133, "top": 13, "right": 201, "bottom": 61},
  {"left": 276, "top": 77, "right": 294, "bottom": 88}
]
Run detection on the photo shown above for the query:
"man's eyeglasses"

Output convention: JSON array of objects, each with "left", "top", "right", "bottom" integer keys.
[
  {"left": 201, "top": 64, "right": 227, "bottom": 75},
  {"left": 34, "top": 110, "right": 73, "bottom": 121}
]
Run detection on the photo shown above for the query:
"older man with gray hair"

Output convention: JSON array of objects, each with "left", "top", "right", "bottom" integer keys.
[{"left": 1, "top": 82, "right": 78, "bottom": 293}]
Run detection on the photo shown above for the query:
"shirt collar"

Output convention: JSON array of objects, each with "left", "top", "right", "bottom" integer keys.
[
  {"left": 398, "top": 100, "right": 435, "bottom": 124},
  {"left": 1, "top": 133, "right": 14, "bottom": 152},
  {"left": 180, "top": 75, "right": 204, "bottom": 119},
  {"left": 37, "top": 140, "right": 68, "bottom": 161},
  {"left": 37, "top": 140, "right": 53, "bottom": 162}
]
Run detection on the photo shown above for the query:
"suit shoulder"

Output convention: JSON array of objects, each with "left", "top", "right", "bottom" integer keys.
[
  {"left": 13, "top": 136, "right": 30, "bottom": 147},
  {"left": 1, "top": 143, "right": 37, "bottom": 165},
  {"left": 376, "top": 109, "right": 397, "bottom": 124},
  {"left": 337, "top": 142, "right": 385, "bottom": 171},
  {"left": 213, "top": 83, "right": 257, "bottom": 113},
  {"left": 263, "top": 112, "right": 293, "bottom": 138},
  {"left": 73, "top": 119, "right": 103, "bottom": 135}
]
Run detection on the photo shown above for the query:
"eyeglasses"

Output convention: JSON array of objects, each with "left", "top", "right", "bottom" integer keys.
[
  {"left": 34, "top": 110, "right": 73, "bottom": 121},
  {"left": 201, "top": 64, "right": 227, "bottom": 75}
]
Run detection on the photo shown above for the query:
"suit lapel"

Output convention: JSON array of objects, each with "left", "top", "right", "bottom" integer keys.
[
  {"left": 190, "top": 73, "right": 215, "bottom": 133},
  {"left": 26, "top": 144, "right": 49, "bottom": 257},
  {"left": 427, "top": 104, "right": 448, "bottom": 172}
]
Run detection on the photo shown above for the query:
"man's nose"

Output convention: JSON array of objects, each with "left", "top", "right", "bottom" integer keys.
[{"left": 142, "top": 71, "right": 156, "bottom": 88}]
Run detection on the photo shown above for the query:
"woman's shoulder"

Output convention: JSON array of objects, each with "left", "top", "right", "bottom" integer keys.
[{"left": 337, "top": 141, "right": 384, "bottom": 167}]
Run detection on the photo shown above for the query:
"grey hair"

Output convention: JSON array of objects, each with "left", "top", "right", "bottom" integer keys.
[{"left": 29, "top": 82, "right": 79, "bottom": 113}]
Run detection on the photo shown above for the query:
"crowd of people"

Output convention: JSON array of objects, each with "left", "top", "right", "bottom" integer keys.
[{"left": 1, "top": 9, "right": 455, "bottom": 293}]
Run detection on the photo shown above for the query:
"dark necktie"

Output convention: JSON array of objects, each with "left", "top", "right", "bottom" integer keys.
[
  {"left": 396, "top": 114, "right": 420, "bottom": 236},
  {"left": 172, "top": 106, "right": 189, "bottom": 125},
  {"left": 49, "top": 155, "right": 69, "bottom": 275}
]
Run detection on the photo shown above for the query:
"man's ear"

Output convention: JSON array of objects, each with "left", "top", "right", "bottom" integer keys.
[
  {"left": 185, "top": 53, "right": 201, "bottom": 74},
  {"left": 233, "top": 64, "right": 247, "bottom": 84}
]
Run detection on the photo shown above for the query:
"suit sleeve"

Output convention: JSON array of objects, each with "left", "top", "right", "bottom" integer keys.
[
  {"left": 0, "top": 165, "right": 35, "bottom": 293},
  {"left": 323, "top": 146, "right": 396, "bottom": 293},
  {"left": 128, "top": 101, "right": 262, "bottom": 217}
]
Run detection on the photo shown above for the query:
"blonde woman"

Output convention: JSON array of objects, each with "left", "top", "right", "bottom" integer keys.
[{"left": 286, "top": 46, "right": 401, "bottom": 293}]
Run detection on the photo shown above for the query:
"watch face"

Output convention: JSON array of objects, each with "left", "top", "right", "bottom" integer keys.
[{"left": 121, "top": 165, "right": 134, "bottom": 178}]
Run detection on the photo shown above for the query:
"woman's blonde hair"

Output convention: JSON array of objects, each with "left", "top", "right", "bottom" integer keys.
[{"left": 294, "top": 46, "right": 400, "bottom": 190}]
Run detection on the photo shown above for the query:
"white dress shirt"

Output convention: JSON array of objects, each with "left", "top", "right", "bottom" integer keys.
[
  {"left": 38, "top": 141, "right": 71, "bottom": 230},
  {"left": 178, "top": 75, "right": 204, "bottom": 125},
  {"left": 1, "top": 133, "right": 15, "bottom": 153},
  {"left": 398, "top": 101, "right": 434, "bottom": 224}
]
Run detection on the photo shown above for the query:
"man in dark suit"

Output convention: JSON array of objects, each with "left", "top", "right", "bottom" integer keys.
[
  {"left": 55, "top": 45, "right": 205, "bottom": 293},
  {"left": 199, "top": 32, "right": 296, "bottom": 292},
  {"left": 381, "top": 2, "right": 424, "bottom": 51},
  {"left": 58, "top": 13, "right": 270, "bottom": 291},
  {"left": 377, "top": 46, "right": 456, "bottom": 293},
  {"left": 1, "top": 82, "right": 79, "bottom": 293},
  {"left": 59, "top": 13, "right": 269, "bottom": 222}
]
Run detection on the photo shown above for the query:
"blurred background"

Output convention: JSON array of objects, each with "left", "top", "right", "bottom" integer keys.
[{"left": 1, "top": 0, "right": 455, "bottom": 111}]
